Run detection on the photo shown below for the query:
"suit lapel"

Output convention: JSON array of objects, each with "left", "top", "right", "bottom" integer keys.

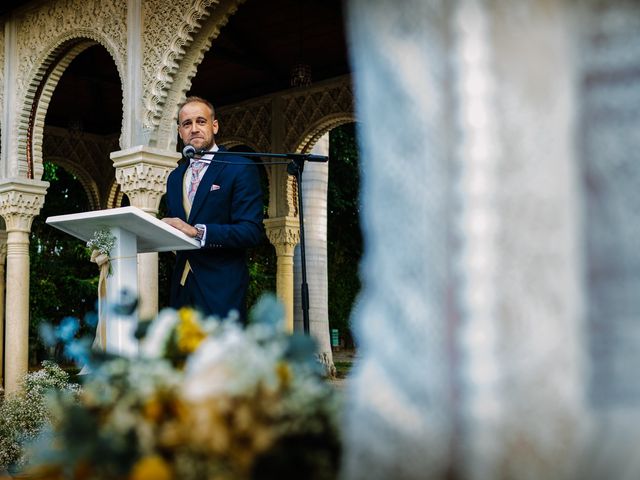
[
  {"left": 188, "top": 158, "right": 226, "bottom": 223},
  {"left": 170, "top": 162, "right": 189, "bottom": 220}
]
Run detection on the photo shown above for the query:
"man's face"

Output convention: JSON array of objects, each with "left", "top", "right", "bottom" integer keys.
[{"left": 178, "top": 101, "right": 219, "bottom": 151}]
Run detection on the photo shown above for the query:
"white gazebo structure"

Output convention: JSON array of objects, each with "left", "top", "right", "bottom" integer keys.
[{"left": 0, "top": 0, "right": 353, "bottom": 393}]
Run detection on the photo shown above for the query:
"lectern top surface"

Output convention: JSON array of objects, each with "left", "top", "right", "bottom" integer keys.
[{"left": 46, "top": 206, "right": 200, "bottom": 253}]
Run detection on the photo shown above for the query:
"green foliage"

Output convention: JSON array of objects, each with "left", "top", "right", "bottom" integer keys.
[
  {"left": 247, "top": 243, "right": 276, "bottom": 309},
  {"left": 246, "top": 155, "right": 276, "bottom": 308},
  {"left": 30, "top": 161, "right": 99, "bottom": 364},
  {"left": 0, "top": 361, "right": 79, "bottom": 470},
  {"left": 328, "top": 123, "right": 362, "bottom": 347}
]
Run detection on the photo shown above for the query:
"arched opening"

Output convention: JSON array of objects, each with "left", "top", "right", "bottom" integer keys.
[
  {"left": 44, "top": 44, "right": 122, "bottom": 207},
  {"left": 29, "top": 162, "right": 97, "bottom": 365},
  {"left": 29, "top": 43, "right": 122, "bottom": 365}
]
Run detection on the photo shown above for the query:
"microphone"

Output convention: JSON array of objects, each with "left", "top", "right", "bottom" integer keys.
[{"left": 182, "top": 144, "right": 204, "bottom": 159}]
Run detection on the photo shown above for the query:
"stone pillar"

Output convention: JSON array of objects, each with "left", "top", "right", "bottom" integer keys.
[
  {"left": 0, "top": 231, "right": 7, "bottom": 386},
  {"left": 264, "top": 216, "right": 299, "bottom": 333},
  {"left": 111, "top": 146, "right": 180, "bottom": 319},
  {"left": 293, "top": 133, "right": 333, "bottom": 370},
  {"left": 0, "top": 179, "right": 48, "bottom": 394}
]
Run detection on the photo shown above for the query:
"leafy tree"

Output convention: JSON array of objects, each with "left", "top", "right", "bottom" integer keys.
[{"left": 328, "top": 123, "right": 361, "bottom": 347}]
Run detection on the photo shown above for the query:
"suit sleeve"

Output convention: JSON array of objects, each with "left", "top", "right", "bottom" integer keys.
[{"left": 202, "top": 163, "right": 265, "bottom": 249}]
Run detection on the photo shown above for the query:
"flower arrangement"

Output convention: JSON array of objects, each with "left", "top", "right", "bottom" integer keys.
[
  {"left": 24, "top": 296, "right": 341, "bottom": 480},
  {"left": 85, "top": 228, "right": 116, "bottom": 257},
  {"left": 86, "top": 227, "right": 116, "bottom": 280},
  {"left": 0, "top": 362, "right": 80, "bottom": 472}
]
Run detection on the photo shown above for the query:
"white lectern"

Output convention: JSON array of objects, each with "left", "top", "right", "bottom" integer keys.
[{"left": 46, "top": 206, "right": 199, "bottom": 355}]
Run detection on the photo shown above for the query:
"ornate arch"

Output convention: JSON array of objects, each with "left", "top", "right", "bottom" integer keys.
[
  {"left": 282, "top": 76, "right": 354, "bottom": 152},
  {"left": 18, "top": 31, "right": 124, "bottom": 181},
  {"left": 145, "top": 0, "right": 246, "bottom": 149},
  {"left": 293, "top": 113, "right": 357, "bottom": 154},
  {"left": 46, "top": 156, "right": 101, "bottom": 211},
  {"left": 219, "top": 138, "right": 261, "bottom": 152},
  {"left": 106, "top": 179, "right": 125, "bottom": 209}
]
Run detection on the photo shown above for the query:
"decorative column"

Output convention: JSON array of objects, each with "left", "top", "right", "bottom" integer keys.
[
  {"left": 293, "top": 133, "right": 334, "bottom": 371},
  {"left": 264, "top": 216, "right": 299, "bottom": 333},
  {"left": 0, "top": 231, "right": 7, "bottom": 386},
  {"left": 111, "top": 146, "right": 180, "bottom": 319},
  {"left": 0, "top": 179, "right": 48, "bottom": 394}
]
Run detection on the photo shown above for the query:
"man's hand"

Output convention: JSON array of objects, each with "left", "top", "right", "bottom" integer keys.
[{"left": 162, "top": 217, "right": 198, "bottom": 238}]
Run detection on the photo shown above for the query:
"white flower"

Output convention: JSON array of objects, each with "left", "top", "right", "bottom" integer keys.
[
  {"left": 183, "top": 323, "right": 284, "bottom": 401},
  {"left": 86, "top": 228, "right": 116, "bottom": 256},
  {"left": 139, "top": 308, "right": 179, "bottom": 359}
]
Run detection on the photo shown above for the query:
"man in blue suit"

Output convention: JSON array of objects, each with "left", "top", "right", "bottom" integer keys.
[{"left": 162, "top": 96, "right": 265, "bottom": 322}]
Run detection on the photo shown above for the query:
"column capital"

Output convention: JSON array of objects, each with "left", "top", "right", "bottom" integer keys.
[
  {"left": 0, "top": 178, "right": 49, "bottom": 232},
  {"left": 264, "top": 216, "right": 300, "bottom": 256},
  {"left": 111, "top": 146, "right": 180, "bottom": 214}
]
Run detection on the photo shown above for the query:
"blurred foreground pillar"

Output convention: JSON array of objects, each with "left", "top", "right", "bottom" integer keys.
[
  {"left": 342, "top": 1, "right": 456, "bottom": 479},
  {"left": 341, "top": 0, "right": 627, "bottom": 478}
]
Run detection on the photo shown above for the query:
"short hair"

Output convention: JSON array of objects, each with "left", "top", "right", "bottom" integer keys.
[{"left": 177, "top": 96, "right": 216, "bottom": 124}]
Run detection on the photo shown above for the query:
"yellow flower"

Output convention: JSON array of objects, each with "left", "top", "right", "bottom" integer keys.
[
  {"left": 176, "top": 307, "right": 206, "bottom": 354},
  {"left": 275, "top": 361, "right": 293, "bottom": 388},
  {"left": 129, "top": 455, "right": 172, "bottom": 480},
  {"left": 142, "top": 396, "right": 163, "bottom": 422}
]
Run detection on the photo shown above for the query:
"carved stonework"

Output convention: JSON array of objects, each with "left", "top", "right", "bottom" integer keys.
[
  {"left": 9, "top": 0, "right": 126, "bottom": 181},
  {"left": 15, "top": 0, "right": 126, "bottom": 97},
  {"left": 44, "top": 126, "right": 119, "bottom": 209},
  {"left": 0, "top": 179, "right": 49, "bottom": 232},
  {"left": 142, "top": 0, "right": 213, "bottom": 132},
  {"left": 143, "top": 0, "right": 245, "bottom": 139},
  {"left": 282, "top": 76, "right": 354, "bottom": 152},
  {"left": 217, "top": 100, "right": 272, "bottom": 153},
  {"left": 112, "top": 146, "right": 180, "bottom": 213},
  {"left": 151, "top": 0, "right": 247, "bottom": 150},
  {"left": 264, "top": 216, "right": 300, "bottom": 256},
  {"left": 115, "top": 163, "right": 171, "bottom": 213}
]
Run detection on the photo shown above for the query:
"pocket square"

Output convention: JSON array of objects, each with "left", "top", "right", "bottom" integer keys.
[{"left": 210, "top": 184, "right": 221, "bottom": 191}]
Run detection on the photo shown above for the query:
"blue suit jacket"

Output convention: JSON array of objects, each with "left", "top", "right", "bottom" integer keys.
[{"left": 165, "top": 147, "right": 265, "bottom": 320}]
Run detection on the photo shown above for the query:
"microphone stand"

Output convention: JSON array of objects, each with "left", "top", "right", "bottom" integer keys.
[{"left": 189, "top": 148, "right": 328, "bottom": 335}]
